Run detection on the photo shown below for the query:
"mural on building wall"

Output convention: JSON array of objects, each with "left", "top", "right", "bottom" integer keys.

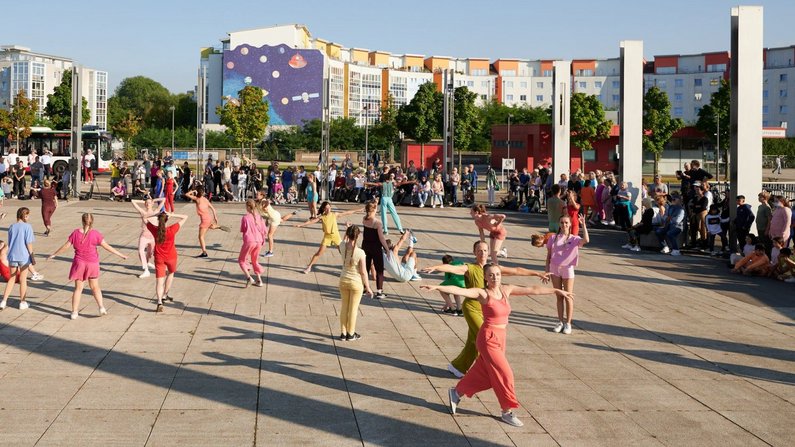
[{"left": 223, "top": 44, "right": 323, "bottom": 126}]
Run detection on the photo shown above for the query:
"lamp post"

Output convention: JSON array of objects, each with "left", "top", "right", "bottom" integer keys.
[
  {"left": 715, "top": 112, "right": 720, "bottom": 182},
  {"left": 169, "top": 105, "right": 176, "bottom": 152},
  {"left": 507, "top": 114, "right": 512, "bottom": 162},
  {"left": 363, "top": 104, "right": 369, "bottom": 167}
]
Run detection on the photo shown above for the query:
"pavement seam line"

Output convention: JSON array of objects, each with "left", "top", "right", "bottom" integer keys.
[{"left": 325, "top": 315, "right": 366, "bottom": 447}]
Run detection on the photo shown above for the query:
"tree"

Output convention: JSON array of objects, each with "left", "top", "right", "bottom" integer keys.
[
  {"left": 696, "top": 79, "right": 730, "bottom": 154},
  {"left": 643, "top": 86, "right": 684, "bottom": 175},
  {"left": 173, "top": 92, "right": 198, "bottom": 128},
  {"left": 44, "top": 70, "right": 89, "bottom": 129},
  {"left": 112, "top": 111, "right": 142, "bottom": 144},
  {"left": 108, "top": 76, "right": 173, "bottom": 130},
  {"left": 452, "top": 87, "right": 482, "bottom": 154},
  {"left": 397, "top": 82, "right": 442, "bottom": 161},
  {"left": 329, "top": 117, "right": 361, "bottom": 151},
  {"left": 371, "top": 95, "right": 401, "bottom": 161},
  {"left": 570, "top": 92, "right": 612, "bottom": 153},
  {"left": 474, "top": 99, "right": 550, "bottom": 151},
  {"left": 0, "top": 109, "right": 14, "bottom": 139},
  {"left": 216, "top": 85, "right": 270, "bottom": 157},
  {"left": 10, "top": 90, "right": 38, "bottom": 144}
]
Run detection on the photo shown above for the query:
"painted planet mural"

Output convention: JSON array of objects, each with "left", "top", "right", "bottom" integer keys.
[{"left": 222, "top": 44, "right": 324, "bottom": 126}]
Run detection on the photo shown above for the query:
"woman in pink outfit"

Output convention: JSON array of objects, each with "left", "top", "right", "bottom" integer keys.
[
  {"left": 48, "top": 213, "right": 128, "bottom": 320},
  {"left": 545, "top": 214, "right": 589, "bottom": 335},
  {"left": 239, "top": 199, "right": 267, "bottom": 287},
  {"left": 421, "top": 264, "right": 572, "bottom": 428},
  {"left": 767, "top": 196, "right": 792, "bottom": 243}
]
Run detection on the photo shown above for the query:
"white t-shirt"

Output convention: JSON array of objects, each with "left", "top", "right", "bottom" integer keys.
[
  {"left": 41, "top": 153, "right": 51, "bottom": 165},
  {"left": 6, "top": 153, "right": 18, "bottom": 166},
  {"left": 84, "top": 153, "right": 95, "bottom": 168},
  {"left": 354, "top": 176, "right": 364, "bottom": 188},
  {"left": 383, "top": 250, "right": 415, "bottom": 282}
]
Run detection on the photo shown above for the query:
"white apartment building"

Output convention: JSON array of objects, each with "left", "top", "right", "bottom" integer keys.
[{"left": 0, "top": 45, "right": 108, "bottom": 130}]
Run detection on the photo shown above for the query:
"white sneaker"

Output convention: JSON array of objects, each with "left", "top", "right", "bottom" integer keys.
[
  {"left": 608, "top": 220, "right": 615, "bottom": 225},
  {"left": 447, "top": 363, "right": 464, "bottom": 378},
  {"left": 670, "top": 250, "right": 681, "bottom": 256},
  {"left": 0, "top": 300, "right": 6, "bottom": 310},
  {"left": 501, "top": 411, "right": 524, "bottom": 427},
  {"left": 410, "top": 274, "right": 422, "bottom": 281},
  {"left": 19, "top": 301, "right": 29, "bottom": 310},
  {"left": 30, "top": 273, "right": 44, "bottom": 281},
  {"left": 70, "top": 312, "right": 79, "bottom": 320},
  {"left": 660, "top": 246, "right": 671, "bottom": 254},
  {"left": 448, "top": 387, "right": 460, "bottom": 415},
  {"left": 784, "top": 277, "right": 795, "bottom": 283},
  {"left": 630, "top": 246, "right": 641, "bottom": 252},
  {"left": 419, "top": 203, "right": 424, "bottom": 208},
  {"left": 99, "top": 307, "right": 107, "bottom": 316},
  {"left": 552, "top": 322, "right": 564, "bottom": 333},
  {"left": 138, "top": 270, "right": 151, "bottom": 278},
  {"left": 600, "top": 220, "right": 609, "bottom": 225},
  {"left": 621, "top": 243, "right": 633, "bottom": 249},
  {"left": 440, "top": 204, "right": 444, "bottom": 208},
  {"left": 498, "top": 248, "right": 508, "bottom": 258},
  {"left": 562, "top": 323, "right": 572, "bottom": 335},
  {"left": 148, "top": 262, "right": 156, "bottom": 269}
]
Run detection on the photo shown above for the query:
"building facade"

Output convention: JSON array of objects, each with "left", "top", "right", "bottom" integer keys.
[
  {"left": 200, "top": 24, "right": 795, "bottom": 137},
  {"left": 0, "top": 45, "right": 108, "bottom": 130}
]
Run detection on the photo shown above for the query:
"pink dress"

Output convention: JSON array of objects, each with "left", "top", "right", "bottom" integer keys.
[
  {"left": 238, "top": 213, "right": 267, "bottom": 275},
  {"left": 68, "top": 229, "right": 104, "bottom": 281}
]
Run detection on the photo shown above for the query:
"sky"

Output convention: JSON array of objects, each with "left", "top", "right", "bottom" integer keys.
[{"left": 4, "top": 0, "right": 794, "bottom": 94}]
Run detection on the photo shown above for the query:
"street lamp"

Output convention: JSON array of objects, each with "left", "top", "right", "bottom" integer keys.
[
  {"left": 363, "top": 104, "right": 370, "bottom": 167},
  {"left": 169, "top": 105, "right": 176, "bottom": 152},
  {"left": 507, "top": 114, "right": 512, "bottom": 162}
]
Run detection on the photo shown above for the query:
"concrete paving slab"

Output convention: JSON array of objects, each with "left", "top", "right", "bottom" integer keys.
[
  {"left": 36, "top": 409, "right": 158, "bottom": 447},
  {"left": 146, "top": 409, "right": 254, "bottom": 447}
]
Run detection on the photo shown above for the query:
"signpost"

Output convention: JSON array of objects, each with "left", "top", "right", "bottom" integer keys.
[{"left": 501, "top": 158, "right": 515, "bottom": 190}]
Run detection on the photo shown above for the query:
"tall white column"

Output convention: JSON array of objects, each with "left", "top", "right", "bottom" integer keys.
[
  {"left": 619, "top": 40, "right": 644, "bottom": 224},
  {"left": 730, "top": 6, "right": 763, "bottom": 237},
  {"left": 552, "top": 61, "right": 571, "bottom": 181}
]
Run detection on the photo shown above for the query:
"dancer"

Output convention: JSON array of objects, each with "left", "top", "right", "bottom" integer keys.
[
  {"left": 338, "top": 225, "right": 373, "bottom": 341},
  {"left": 239, "top": 199, "right": 267, "bottom": 287},
  {"left": 47, "top": 213, "right": 127, "bottom": 319},
  {"left": 306, "top": 173, "right": 318, "bottom": 218},
  {"left": 545, "top": 215, "right": 589, "bottom": 335},
  {"left": 146, "top": 212, "right": 189, "bottom": 312},
  {"left": 366, "top": 173, "right": 414, "bottom": 235},
  {"left": 39, "top": 179, "right": 58, "bottom": 236},
  {"left": 0, "top": 207, "right": 36, "bottom": 310},
  {"left": 132, "top": 198, "right": 166, "bottom": 278},
  {"left": 421, "top": 240, "right": 549, "bottom": 377},
  {"left": 437, "top": 254, "right": 465, "bottom": 315},
  {"left": 471, "top": 204, "right": 508, "bottom": 264},
  {"left": 361, "top": 200, "right": 390, "bottom": 299},
  {"left": 383, "top": 229, "right": 422, "bottom": 282},
  {"left": 421, "top": 265, "right": 573, "bottom": 427},
  {"left": 256, "top": 190, "right": 299, "bottom": 257},
  {"left": 185, "top": 186, "right": 230, "bottom": 258},
  {"left": 296, "top": 201, "right": 362, "bottom": 274}
]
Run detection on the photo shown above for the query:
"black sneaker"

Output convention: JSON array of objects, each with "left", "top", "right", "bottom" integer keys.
[
  {"left": 455, "top": 309, "right": 463, "bottom": 316},
  {"left": 339, "top": 333, "right": 347, "bottom": 341},
  {"left": 197, "top": 252, "right": 208, "bottom": 258},
  {"left": 375, "top": 292, "right": 385, "bottom": 300},
  {"left": 443, "top": 308, "right": 455, "bottom": 314},
  {"left": 346, "top": 333, "right": 361, "bottom": 341}
]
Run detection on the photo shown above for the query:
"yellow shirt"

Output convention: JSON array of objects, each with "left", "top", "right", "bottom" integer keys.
[
  {"left": 320, "top": 213, "right": 341, "bottom": 247},
  {"left": 339, "top": 243, "right": 366, "bottom": 284}
]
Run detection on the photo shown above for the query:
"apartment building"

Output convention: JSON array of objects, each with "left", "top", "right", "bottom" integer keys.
[{"left": 0, "top": 45, "right": 108, "bottom": 130}]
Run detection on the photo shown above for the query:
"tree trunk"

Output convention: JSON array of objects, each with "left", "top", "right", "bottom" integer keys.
[
  {"left": 420, "top": 142, "right": 424, "bottom": 168},
  {"left": 654, "top": 154, "right": 660, "bottom": 177}
]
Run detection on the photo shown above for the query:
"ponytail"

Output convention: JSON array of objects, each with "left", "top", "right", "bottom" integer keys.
[{"left": 157, "top": 213, "right": 168, "bottom": 244}]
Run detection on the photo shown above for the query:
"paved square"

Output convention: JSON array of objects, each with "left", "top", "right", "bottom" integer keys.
[{"left": 0, "top": 197, "right": 792, "bottom": 446}]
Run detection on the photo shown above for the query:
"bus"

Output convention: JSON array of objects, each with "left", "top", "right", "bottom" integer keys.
[{"left": 4, "top": 127, "right": 113, "bottom": 175}]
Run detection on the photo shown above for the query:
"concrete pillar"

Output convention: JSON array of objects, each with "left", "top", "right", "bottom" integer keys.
[
  {"left": 552, "top": 61, "right": 571, "bottom": 181},
  {"left": 730, "top": 6, "right": 763, "bottom": 242},
  {"left": 619, "top": 40, "right": 644, "bottom": 224}
]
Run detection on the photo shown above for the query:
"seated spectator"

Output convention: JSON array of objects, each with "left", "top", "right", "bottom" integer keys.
[
  {"left": 286, "top": 185, "right": 298, "bottom": 204},
  {"left": 497, "top": 191, "right": 518, "bottom": 211},
  {"left": 29, "top": 179, "right": 42, "bottom": 199},
  {"left": 731, "top": 243, "right": 770, "bottom": 276},
  {"left": 110, "top": 180, "right": 127, "bottom": 201},
  {"left": 417, "top": 176, "right": 430, "bottom": 208},
  {"left": 133, "top": 179, "right": 151, "bottom": 200},
  {"left": 623, "top": 198, "right": 654, "bottom": 252},
  {"left": 218, "top": 182, "right": 235, "bottom": 202},
  {"left": 730, "top": 234, "right": 758, "bottom": 266},
  {"left": 656, "top": 193, "right": 685, "bottom": 256},
  {"left": 770, "top": 248, "right": 795, "bottom": 282},
  {"left": 272, "top": 178, "right": 285, "bottom": 204}
]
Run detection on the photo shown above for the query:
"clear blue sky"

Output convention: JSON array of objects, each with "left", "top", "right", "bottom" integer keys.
[{"left": 5, "top": 0, "right": 793, "bottom": 94}]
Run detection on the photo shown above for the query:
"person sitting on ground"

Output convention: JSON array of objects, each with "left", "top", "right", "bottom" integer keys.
[
  {"left": 29, "top": 179, "right": 42, "bottom": 200},
  {"left": 133, "top": 179, "right": 150, "bottom": 200},
  {"left": 623, "top": 197, "right": 654, "bottom": 252},
  {"left": 730, "top": 234, "right": 757, "bottom": 266},
  {"left": 770, "top": 248, "right": 795, "bottom": 282},
  {"left": 382, "top": 229, "right": 421, "bottom": 282},
  {"left": 731, "top": 243, "right": 770, "bottom": 276},
  {"left": 111, "top": 180, "right": 127, "bottom": 201},
  {"left": 497, "top": 190, "right": 518, "bottom": 211}
]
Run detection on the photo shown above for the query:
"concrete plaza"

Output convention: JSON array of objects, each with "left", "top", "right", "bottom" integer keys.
[{"left": 0, "top": 195, "right": 793, "bottom": 446}]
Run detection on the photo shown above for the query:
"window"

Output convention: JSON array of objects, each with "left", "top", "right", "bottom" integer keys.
[
  {"left": 520, "top": 81, "right": 527, "bottom": 88},
  {"left": 780, "top": 89, "right": 788, "bottom": 97},
  {"left": 481, "top": 80, "right": 489, "bottom": 87},
  {"left": 519, "top": 94, "right": 527, "bottom": 101},
  {"left": 763, "top": 120, "right": 769, "bottom": 127},
  {"left": 579, "top": 81, "right": 587, "bottom": 89},
  {"left": 763, "top": 90, "right": 769, "bottom": 98},
  {"left": 536, "top": 81, "right": 544, "bottom": 89},
  {"left": 480, "top": 94, "right": 487, "bottom": 100},
  {"left": 781, "top": 73, "right": 788, "bottom": 82},
  {"left": 612, "top": 81, "right": 620, "bottom": 89},
  {"left": 707, "top": 63, "right": 727, "bottom": 73},
  {"left": 575, "top": 69, "right": 594, "bottom": 76},
  {"left": 780, "top": 105, "right": 788, "bottom": 114},
  {"left": 674, "top": 78, "right": 684, "bottom": 88},
  {"left": 506, "top": 94, "right": 514, "bottom": 101},
  {"left": 763, "top": 105, "right": 769, "bottom": 114},
  {"left": 657, "top": 80, "right": 667, "bottom": 88},
  {"left": 695, "top": 106, "right": 702, "bottom": 116},
  {"left": 471, "top": 68, "right": 487, "bottom": 76},
  {"left": 536, "top": 95, "right": 543, "bottom": 102},
  {"left": 612, "top": 94, "right": 620, "bottom": 102},
  {"left": 694, "top": 78, "right": 703, "bottom": 87},
  {"left": 673, "top": 107, "right": 683, "bottom": 116},
  {"left": 466, "top": 80, "right": 474, "bottom": 87},
  {"left": 542, "top": 70, "right": 552, "bottom": 76},
  {"left": 674, "top": 93, "right": 683, "bottom": 102},
  {"left": 505, "top": 81, "right": 513, "bottom": 88},
  {"left": 594, "top": 81, "right": 602, "bottom": 88},
  {"left": 656, "top": 66, "right": 676, "bottom": 74},
  {"left": 500, "top": 69, "right": 516, "bottom": 77}
]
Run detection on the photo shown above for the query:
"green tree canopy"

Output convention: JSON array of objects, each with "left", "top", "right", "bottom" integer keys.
[
  {"left": 44, "top": 70, "right": 89, "bottom": 129},
  {"left": 396, "top": 82, "right": 442, "bottom": 146},
  {"left": 108, "top": 76, "right": 173, "bottom": 130},
  {"left": 643, "top": 86, "right": 684, "bottom": 175},
  {"left": 452, "top": 87, "right": 483, "bottom": 152},
  {"left": 216, "top": 85, "right": 270, "bottom": 156},
  {"left": 10, "top": 90, "right": 38, "bottom": 141},
  {"left": 570, "top": 92, "right": 612, "bottom": 151},
  {"left": 113, "top": 111, "right": 142, "bottom": 143},
  {"left": 370, "top": 95, "right": 401, "bottom": 158},
  {"left": 473, "top": 99, "right": 550, "bottom": 151},
  {"left": 696, "top": 79, "right": 730, "bottom": 152}
]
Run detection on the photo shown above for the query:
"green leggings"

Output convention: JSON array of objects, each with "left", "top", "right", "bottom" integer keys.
[{"left": 450, "top": 298, "right": 484, "bottom": 373}]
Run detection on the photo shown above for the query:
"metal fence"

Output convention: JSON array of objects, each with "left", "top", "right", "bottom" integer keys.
[{"left": 667, "top": 181, "right": 795, "bottom": 200}]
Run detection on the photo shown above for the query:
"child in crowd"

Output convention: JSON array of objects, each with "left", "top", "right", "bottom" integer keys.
[
  {"left": 770, "top": 248, "right": 795, "bottom": 282},
  {"left": 272, "top": 178, "right": 285, "bottom": 204},
  {"left": 769, "top": 237, "right": 785, "bottom": 268},
  {"left": 730, "top": 234, "right": 757, "bottom": 266},
  {"left": 731, "top": 243, "right": 769, "bottom": 276},
  {"left": 705, "top": 205, "right": 728, "bottom": 256},
  {"left": 286, "top": 185, "right": 298, "bottom": 204},
  {"left": 437, "top": 254, "right": 465, "bottom": 316}
]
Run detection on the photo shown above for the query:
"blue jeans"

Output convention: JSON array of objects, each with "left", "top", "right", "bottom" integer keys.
[
  {"left": 656, "top": 226, "right": 682, "bottom": 250},
  {"left": 380, "top": 196, "right": 403, "bottom": 234},
  {"left": 418, "top": 191, "right": 428, "bottom": 205}
]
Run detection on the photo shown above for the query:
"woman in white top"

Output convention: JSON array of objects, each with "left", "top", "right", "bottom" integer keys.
[
  {"left": 337, "top": 225, "right": 373, "bottom": 341},
  {"left": 256, "top": 191, "right": 299, "bottom": 257}
]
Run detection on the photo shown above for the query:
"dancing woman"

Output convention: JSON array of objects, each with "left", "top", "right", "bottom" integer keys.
[
  {"left": 239, "top": 199, "right": 267, "bottom": 287},
  {"left": 421, "top": 264, "right": 573, "bottom": 427},
  {"left": 47, "top": 213, "right": 127, "bottom": 320},
  {"left": 545, "top": 214, "right": 589, "bottom": 335},
  {"left": 306, "top": 173, "right": 318, "bottom": 218},
  {"left": 296, "top": 201, "right": 362, "bottom": 274},
  {"left": 132, "top": 198, "right": 166, "bottom": 278},
  {"left": 361, "top": 200, "right": 390, "bottom": 299},
  {"left": 366, "top": 173, "right": 414, "bottom": 235},
  {"left": 164, "top": 170, "right": 176, "bottom": 212},
  {"left": 185, "top": 186, "right": 229, "bottom": 258},
  {"left": 256, "top": 190, "right": 299, "bottom": 257},
  {"left": 0, "top": 207, "right": 36, "bottom": 310},
  {"left": 338, "top": 225, "right": 373, "bottom": 341},
  {"left": 146, "top": 212, "right": 189, "bottom": 312},
  {"left": 39, "top": 179, "right": 58, "bottom": 236},
  {"left": 470, "top": 204, "right": 508, "bottom": 264}
]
